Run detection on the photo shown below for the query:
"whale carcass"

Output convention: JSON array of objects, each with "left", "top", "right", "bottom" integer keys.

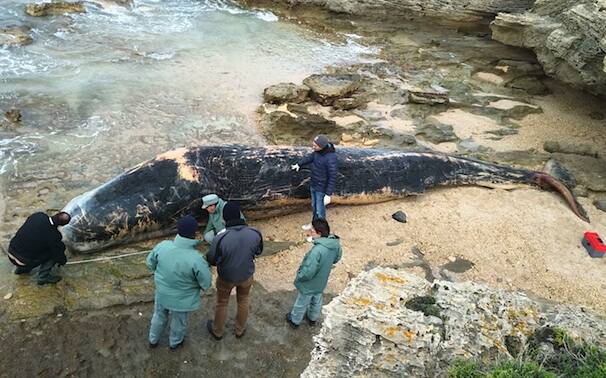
[{"left": 62, "top": 145, "right": 587, "bottom": 253}]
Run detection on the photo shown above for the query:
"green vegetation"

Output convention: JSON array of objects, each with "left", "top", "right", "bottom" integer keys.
[
  {"left": 405, "top": 295, "right": 441, "bottom": 317},
  {"left": 447, "top": 327, "right": 606, "bottom": 378}
]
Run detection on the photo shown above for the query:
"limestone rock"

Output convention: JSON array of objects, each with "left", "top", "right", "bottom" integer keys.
[
  {"left": 25, "top": 1, "right": 85, "bottom": 17},
  {"left": 251, "top": 0, "right": 534, "bottom": 24},
  {"left": 491, "top": 1, "right": 606, "bottom": 96},
  {"left": 409, "top": 90, "right": 449, "bottom": 105},
  {"left": 415, "top": 121, "right": 458, "bottom": 144},
  {"left": 302, "top": 74, "right": 361, "bottom": 106},
  {"left": 263, "top": 83, "right": 309, "bottom": 104},
  {"left": 544, "top": 140, "right": 601, "bottom": 159},
  {"left": 0, "top": 26, "right": 33, "bottom": 46},
  {"left": 594, "top": 200, "right": 606, "bottom": 212},
  {"left": 543, "top": 159, "right": 577, "bottom": 189},
  {"left": 302, "top": 268, "right": 606, "bottom": 377}
]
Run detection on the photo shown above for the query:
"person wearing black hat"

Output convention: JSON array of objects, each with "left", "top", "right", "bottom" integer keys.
[
  {"left": 6, "top": 211, "right": 71, "bottom": 285},
  {"left": 147, "top": 215, "right": 212, "bottom": 350},
  {"left": 291, "top": 134, "right": 338, "bottom": 232},
  {"left": 206, "top": 202, "right": 263, "bottom": 340}
]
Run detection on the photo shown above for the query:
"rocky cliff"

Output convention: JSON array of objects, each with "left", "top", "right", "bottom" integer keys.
[
  {"left": 491, "top": 0, "right": 606, "bottom": 96},
  {"left": 243, "top": 0, "right": 534, "bottom": 23},
  {"left": 302, "top": 267, "right": 606, "bottom": 377}
]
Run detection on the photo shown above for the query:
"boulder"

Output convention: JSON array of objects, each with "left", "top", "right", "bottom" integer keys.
[
  {"left": 302, "top": 267, "right": 606, "bottom": 377},
  {"left": 25, "top": 1, "right": 85, "bottom": 17},
  {"left": 263, "top": 83, "right": 309, "bottom": 104},
  {"left": 302, "top": 74, "right": 361, "bottom": 106},
  {"left": 491, "top": 1, "right": 606, "bottom": 96},
  {"left": 544, "top": 140, "right": 601, "bottom": 159},
  {"left": 0, "top": 26, "right": 33, "bottom": 46}
]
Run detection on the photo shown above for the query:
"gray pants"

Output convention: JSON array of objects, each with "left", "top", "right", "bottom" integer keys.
[{"left": 148, "top": 301, "right": 189, "bottom": 348}]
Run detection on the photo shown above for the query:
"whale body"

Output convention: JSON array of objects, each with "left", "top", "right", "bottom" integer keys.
[{"left": 62, "top": 145, "right": 586, "bottom": 253}]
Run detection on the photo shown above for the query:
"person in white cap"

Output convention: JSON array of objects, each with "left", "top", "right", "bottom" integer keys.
[
  {"left": 201, "top": 194, "right": 245, "bottom": 243},
  {"left": 291, "top": 134, "right": 338, "bottom": 231},
  {"left": 201, "top": 194, "right": 226, "bottom": 243}
]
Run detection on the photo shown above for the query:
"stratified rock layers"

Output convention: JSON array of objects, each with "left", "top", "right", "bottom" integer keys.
[
  {"left": 302, "top": 267, "right": 606, "bottom": 377},
  {"left": 251, "top": 0, "right": 533, "bottom": 23},
  {"left": 491, "top": 0, "right": 606, "bottom": 96}
]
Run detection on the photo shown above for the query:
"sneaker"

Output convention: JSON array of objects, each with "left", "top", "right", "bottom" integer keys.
[
  {"left": 206, "top": 320, "right": 223, "bottom": 340},
  {"left": 37, "top": 275, "right": 62, "bottom": 285},
  {"left": 285, "top": 313, "right": 299, "bottom": 329},
  {"left": 301, "top": 223, "right": 312, "bottom": 231}
]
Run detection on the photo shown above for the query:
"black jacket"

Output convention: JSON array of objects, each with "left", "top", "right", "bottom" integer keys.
[
  {"left": 298, "top": 144, "right": 338, "bottom": 195},
  {"left": 208, "top": 221, "right": 263, "bottom": 283},
  {"left": 9, "top": 212, "right": 67, "bottom": 266}
]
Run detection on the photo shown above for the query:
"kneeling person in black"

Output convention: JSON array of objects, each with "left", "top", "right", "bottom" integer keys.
[{"left": 7, "top": 211, "right": 71, "bottom": 285}]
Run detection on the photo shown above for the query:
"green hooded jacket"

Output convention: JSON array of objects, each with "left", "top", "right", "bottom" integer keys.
[
  {"left": 294, "top": 235, "right": 342, "bottom": 295},
  {"left": 146, "top": 235, "right": 212, "bottom": 312},
  {"left": 204, "top": 198, "right": 227, "bottom": 236}
]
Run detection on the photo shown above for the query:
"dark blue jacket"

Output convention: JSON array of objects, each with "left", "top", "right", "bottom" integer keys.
[
  {"left": 207, "top": 220, "right": 263, "bottom": 283},
  {"left": 298, "top": 144, "right": 338, "bottom": 195}
]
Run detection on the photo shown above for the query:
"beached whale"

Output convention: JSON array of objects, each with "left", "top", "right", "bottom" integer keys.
[{"left": 62, "top": 145, "right": 587, "bottom": 253}]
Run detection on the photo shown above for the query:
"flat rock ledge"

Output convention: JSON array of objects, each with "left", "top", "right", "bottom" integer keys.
[{"left": 302, "top": 267, "right": 606, "bottom": 377}]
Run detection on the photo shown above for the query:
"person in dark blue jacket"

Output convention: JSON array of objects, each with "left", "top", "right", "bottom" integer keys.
[{"left": 291, "top": 134, "right": 338, "bottom": 231}]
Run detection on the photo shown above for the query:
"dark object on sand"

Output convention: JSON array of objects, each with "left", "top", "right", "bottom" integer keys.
[{"left": 392, "top": 211, "right": 407, "bottom": 223}]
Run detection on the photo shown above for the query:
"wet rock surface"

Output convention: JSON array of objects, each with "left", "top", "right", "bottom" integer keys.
[
  {"left": 491, "top": 0, "right": 606, "bottom": 96},
  {"left": 25, "top": 1, "right": 86, "bottom": 16},
  {"left": 302, "top": 267, "right": 606, "bottom": 377},
  {"left": 263, "top": 83, "right": 309, "bottom": 104},
  {"left": 0, "top": 26, "right": 33, "bottom": 46},
  {"left": 0, "top": 285, "right": 322, "bottom": 377}
]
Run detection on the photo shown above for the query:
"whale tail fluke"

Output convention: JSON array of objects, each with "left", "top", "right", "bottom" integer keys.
[{"left": 533, "top": 172, "right": 590, "bottom": 223}]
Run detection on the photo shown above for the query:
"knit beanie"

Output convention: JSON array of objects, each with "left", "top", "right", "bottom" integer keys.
[
  {"left": 313, "top": 134, "right": 330, "bottom": 149},
  {"left": 177, "top": 215, "right": 198, "bottom": 239},
  {"left": 222, "top": 202, "right": 242, "bottom": 223}
]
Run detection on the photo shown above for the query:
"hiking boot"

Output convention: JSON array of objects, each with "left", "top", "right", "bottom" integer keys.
[
  {"left": 285, "top": 313, "right": 299, "bottom": 329},
  {"left": 149, "top": 342, "right": 158, "bottom": 349},
  {"left": 37, "top": 275, "right": 62, "bottom": 285},
  {"left": 206, "top": 320, "right": 223, "bottom": 340},
  {"left": 14, "top": 266, "right": 32, "bottom": 275},
  {"left": 301, "top": 223, "right": 312, "bottom": 231}
]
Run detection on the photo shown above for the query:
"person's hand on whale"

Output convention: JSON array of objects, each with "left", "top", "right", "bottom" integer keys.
[{"left": 291, "top": 164, "right": 300, "bottom": 172}]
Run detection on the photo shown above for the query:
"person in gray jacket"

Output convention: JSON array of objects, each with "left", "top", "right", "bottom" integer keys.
[{"left": 206, "top": 202, "right": 263, "bottom": 340}]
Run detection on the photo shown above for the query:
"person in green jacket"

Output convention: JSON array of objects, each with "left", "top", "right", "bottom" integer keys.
[
  {"left": 286, "top": 218, "right": 342, "bottom": 328},
  {"left": 201, "top": 194, "right": 226, "bottom": 243},
  {"left": 202, "top": 194, "right": 246, "bottom": 243},
  {"left": 147, "top": 215, "right": 212, "bottom": 350}
]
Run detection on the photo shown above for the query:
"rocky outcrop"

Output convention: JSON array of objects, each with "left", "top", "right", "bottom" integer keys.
[
  {"left": 302, "top": 267, "right": 606, "bottom": 377},
  {"left": 491, "top": 0, "right": 606, "bottom": 96},
  {"left": 0, "top": 26, "right": 33, "bottom": 46},
  {"left": 25, "top": 1, "right": 85, "bottom": 17},
  {"left": 244, "top": 0, "right": 534, "bottom": 24}
]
